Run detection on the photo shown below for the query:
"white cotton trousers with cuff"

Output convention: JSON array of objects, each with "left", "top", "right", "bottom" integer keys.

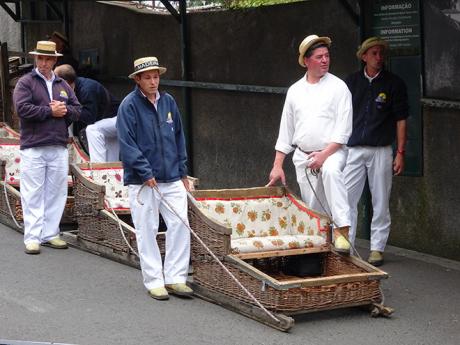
[
  {"left": 86, "top": 117, "right": 119, "bottom": 162},
  {"left": 293, "top": 147, "right": 350, "bottom": 228},
  {"left": 20, "top": 146, "right": 68, "bottom": 245},
  {"left": 128, "top": 181, "right": 190, "bottom": 290},
  {"left": 344, "top": 146, "right": 393, "bottom": 252}
]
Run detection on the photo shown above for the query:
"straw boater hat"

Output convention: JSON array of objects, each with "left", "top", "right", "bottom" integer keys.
[
  {"left": 129, "top": 57, "right": 167, "bottom": 79},
  {"left": 356, "top": 37, "right": 389, "bottom": 59},
  {"left": 29, "top": 41, "right": 63, "bottom": 57},
  {"left": 298, "top": 34, "right": 332, "bottom": 67}
]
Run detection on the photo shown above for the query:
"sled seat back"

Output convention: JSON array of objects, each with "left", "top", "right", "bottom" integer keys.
[{"left": 193, "top": 188, "right": 330, "bottom": 255}]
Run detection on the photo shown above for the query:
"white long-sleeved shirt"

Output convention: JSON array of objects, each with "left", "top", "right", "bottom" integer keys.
[{"left": 275, "top": 72, "right": 353, "bottom": 154}]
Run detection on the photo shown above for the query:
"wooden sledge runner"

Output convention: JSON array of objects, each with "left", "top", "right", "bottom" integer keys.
[{"left": 187, "top": 186, "right": 392, "bottom": 331}]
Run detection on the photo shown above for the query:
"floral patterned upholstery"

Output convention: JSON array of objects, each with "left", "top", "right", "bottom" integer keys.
[
  {"left": 195, "top": 195, "right": 329, "bottom": 254},
  {"left": 80, "top": 167, "right": 130, "bottom": 211},
  {"left": 0, "top": 141, "right": 89, "bottom": 187},
  {"left": 0, "top": 125, "right": 20, "bottom": 138},
  {"left": 0, "top": 143, "right": 21, "bottom": 185}
]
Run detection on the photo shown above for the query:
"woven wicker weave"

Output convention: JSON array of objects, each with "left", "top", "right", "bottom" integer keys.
[{"left": 188, "top": 187, "right": 386, "bottom": 314}]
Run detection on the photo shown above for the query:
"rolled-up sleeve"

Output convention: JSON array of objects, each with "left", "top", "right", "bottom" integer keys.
[{"left": 274, "top": 91, "right": 295, "bottom": 154}]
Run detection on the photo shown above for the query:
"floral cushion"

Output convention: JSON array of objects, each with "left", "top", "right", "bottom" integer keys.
[
  {"left": 0, "top": 143, "right": 21, "bottom": 185},
  {"left": 80, "top": 167, "right": 130, "bottom": 210},
  {"left": 194, "top": 195, "right": 329, "bottom": 254},
  {"left": 68, "top": 141, "right": 89, "bottom": 165},
  {"left": 231, "top": 234, "right": 326, "bottom": 254},
  {"left": 0, "top": 142, "right": 88, "bottom": 186},
  {"left": 0, "top": 125, "right": 20, "bottom": 138}
]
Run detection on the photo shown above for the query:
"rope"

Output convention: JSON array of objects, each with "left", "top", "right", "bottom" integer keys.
[
  {"left": 104, "top": 199, "right": 140, "bottom": 258},
  {"left": 3, "top": 173, "right": 22, "bottom": 229},
  {"left": 136, "top": 184, "right": 281, "bottom": 323},
  {"left": 304, "top": 166, "right": 363, "bottom": 261}
]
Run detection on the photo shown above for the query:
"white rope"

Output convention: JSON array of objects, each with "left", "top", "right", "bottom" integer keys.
[
  {"left": 104, "top": 198, "right": 140, "bottom": 258},
  {"left": 136, "top": 184, "right": 281, "bottom": 323},
  {"left": 305, "top": 167, "right": 364, "bottom": 261},
  {"left": 3, "top": 173, "right": 22, "bottom": 229}
]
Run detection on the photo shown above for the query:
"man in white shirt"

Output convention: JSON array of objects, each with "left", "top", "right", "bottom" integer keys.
[{"left": 267, "top": 34, "right": 353, "bottom": 254}]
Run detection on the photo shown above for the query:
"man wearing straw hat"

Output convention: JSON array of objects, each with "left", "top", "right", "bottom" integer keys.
[
  {"left": 13, "top": 41, "right": 81, "bottom": 254},
  {"left": 267, "top": 34, "right": 353, "bottom": 254},
  {"left": 344, "top": 37, "right": 408, "bottom": 266},
  {"left": 117, "top": 57, "right": 193, "bottom": 300}
]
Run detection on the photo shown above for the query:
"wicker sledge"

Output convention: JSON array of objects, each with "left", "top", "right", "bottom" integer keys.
[
  {"left": 188, "top": 186, "right": 392, "bottom": 331},
  {"left": 70, "top": 162, "right": 199, "bottom": 267},
  {"left": 0, "top": 136, "right": 89, "bottom": 231}
]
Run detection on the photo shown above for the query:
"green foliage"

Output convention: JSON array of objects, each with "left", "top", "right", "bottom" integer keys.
[{"left": 221, "top": 0, "right": 305, "bottom": 9}]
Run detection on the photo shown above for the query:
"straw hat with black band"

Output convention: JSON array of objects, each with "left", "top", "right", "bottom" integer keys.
[
  {"left": 356, "top": 37, "right": 389, "bottom": 60},
  {"left": 129, "top": 57, "right": 167, "bottom": 79},
  {"left": 29, "top": 41, "right": 63, "bottom": 57},
  {"left": 298, "top": 34, "right": 332, "bottom": 67}
]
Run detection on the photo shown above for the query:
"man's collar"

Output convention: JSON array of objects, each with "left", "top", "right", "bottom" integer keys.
[
  {"left": 364, "top": 68, "right": 382, "bottom": 82},
  {"left": 137, "top": 87, "right": 160, "bottom": 102},
  {"left": 35, "top": 67, "right": 55, "bottom": 82}
]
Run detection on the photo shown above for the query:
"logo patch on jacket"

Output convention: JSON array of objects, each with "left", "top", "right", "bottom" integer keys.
[
  {"left": 375, "top": 92, "right": 387, "bottom": 104},
  {"left": 59, "top": 90, "right": 68, "bottom": 99},
  {"left": 166, "top": 112, "right": 173, "bottom": 123}
]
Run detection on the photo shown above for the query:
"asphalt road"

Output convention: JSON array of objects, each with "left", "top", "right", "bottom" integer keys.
[{"left": 1, "top": 225, "right": 459, "bottom": 345}]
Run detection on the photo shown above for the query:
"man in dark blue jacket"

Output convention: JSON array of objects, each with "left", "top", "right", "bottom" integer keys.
[
  {"left": 54, "top": 64, "right": 120, "bottom": 161},
  {"left": 117, "top": 56, "right": 192, "bottom": 300},
  {"left": 344, "top": 37, "right": 409, "bottom": 266},
  {"left": 13, "top": 41, "right": 81, "bottom": 255}
]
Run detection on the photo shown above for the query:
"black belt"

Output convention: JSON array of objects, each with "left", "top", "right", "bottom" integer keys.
[{"left": 293, "top": 145, "right": 313, "bottom": 155}]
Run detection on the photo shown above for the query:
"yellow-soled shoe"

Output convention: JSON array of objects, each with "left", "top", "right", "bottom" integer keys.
[
  {"left": 368, "top": 251, "right": 384, "bottom": 266},
  {"left": 25, "top": 242, "right": 40, "bottom": 255},
  {"left": 165, "top": 283, "right": 194, "bottom": 298},
  {"left": 43, "top": 237, "right": 68, "bottom": 249},
  {"left": 334, "top": 235, "right": 350, "bottom": 254},
  {"left": 148, "top": 287, "right": 169, "bottom": 300}
]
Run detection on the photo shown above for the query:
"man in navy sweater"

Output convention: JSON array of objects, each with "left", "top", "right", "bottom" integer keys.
[
  {"left": 117, "top": 57, "right": 192, "bottom": 300},
  {"left": 54, "top": 64, "right": 120, "bottom": 161},
  {"left": 13, "top": 41, "right": 81, "bottom": 254},
  {"left": 344, "top": 37, "right": 409, "bottom": 266}
]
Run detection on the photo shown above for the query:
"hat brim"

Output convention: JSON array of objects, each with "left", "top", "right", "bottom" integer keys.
[
  {"left": 29, "top": 51, "right": 63, "bottom": 57},
  {"left": 129, "top": 66, "right": 167, "bottom": 79},
  {"left": 356, "top": 40, "right": 389, "bottom": 59},
  {"left": 298, "top": 37, "right": 331, "bottom": 67}
]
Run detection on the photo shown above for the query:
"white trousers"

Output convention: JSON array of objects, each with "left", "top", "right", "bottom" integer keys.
[
  {"left": 344, "top": 146, "right": 393, "bottom": 252},
  {"left": 293, "top": 147, "right": 350, "bottom": 228},
  {"left": 128, "top": 181, "right": 190, "bottom": 290},
  {"left": 86, "top": 117, "right": 119, "bottom": 162},
  {"left": 20, "top": 146, "right": 68, "bottom": 245}
]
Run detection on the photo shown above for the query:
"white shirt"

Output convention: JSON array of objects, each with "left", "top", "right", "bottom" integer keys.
[
  {"left": 35, "top": 68, "right": 55, "bottom": 100},
  {"left": 275, "top": 72, "right": 353, "bottom": 153},
  {"left": 364, "top": 68, "right": 381, "bottom": 82}
]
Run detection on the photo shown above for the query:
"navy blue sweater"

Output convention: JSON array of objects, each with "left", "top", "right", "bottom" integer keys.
[
  {"left": 73, "top": 77, "right": 120, "bottom": 136},
  {"left": 345, "top": 69, "right": 409, "bottom": 147},
  {"left": 117, "top": 87, "right": 187, "bottom": 185}
]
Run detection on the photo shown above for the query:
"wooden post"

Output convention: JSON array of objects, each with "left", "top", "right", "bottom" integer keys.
[{"left": 0, "top": 41, "right": 11, "bottom": 124}]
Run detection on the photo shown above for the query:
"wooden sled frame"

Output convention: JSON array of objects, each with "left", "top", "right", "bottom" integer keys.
[{"left": 188, "top": 186, "right": 392, "bottom": 331}]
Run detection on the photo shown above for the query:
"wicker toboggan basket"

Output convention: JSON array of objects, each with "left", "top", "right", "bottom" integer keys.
[{"left": 187, "top": 187, "right": 389, "bottom": 330}]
